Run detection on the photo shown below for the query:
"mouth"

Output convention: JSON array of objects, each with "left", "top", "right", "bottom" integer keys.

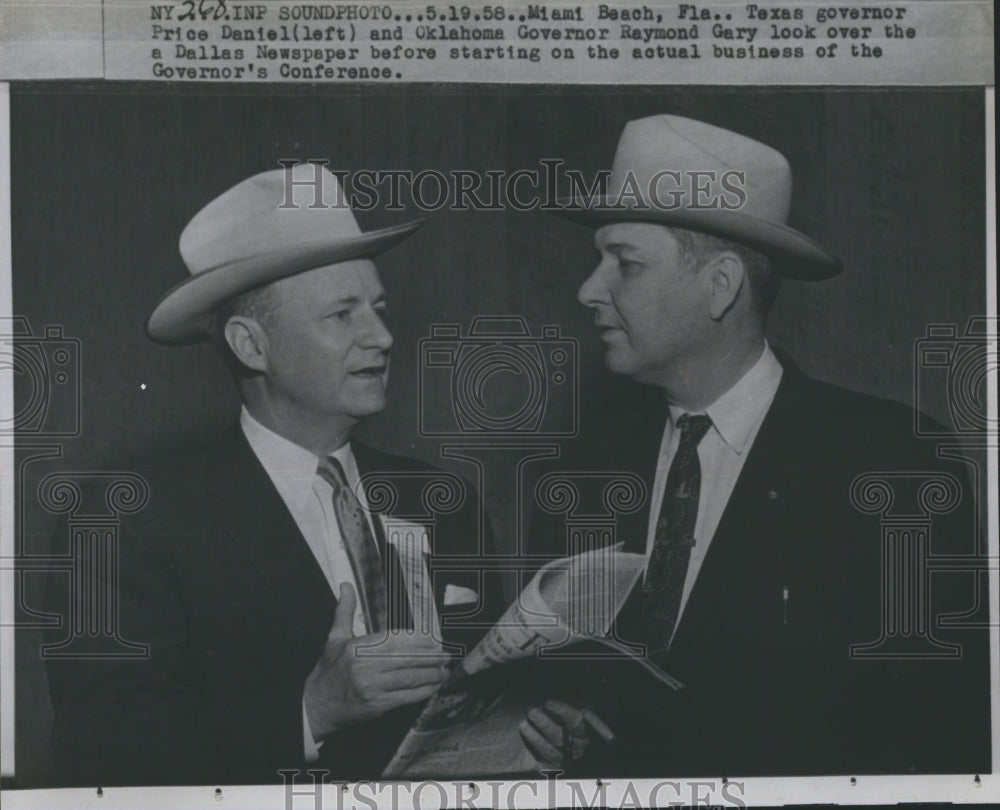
[{"left": 350, "top": 365, "right": 387, "bottom": 378}]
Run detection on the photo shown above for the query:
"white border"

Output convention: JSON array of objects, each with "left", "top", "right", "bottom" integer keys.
[
  {"left": 0, "top": 79, "right": 15, "bottom": 780},
  {"left": 0, "top": 84, "right": 995, "bottom": 806},
  {"left": 985, "top": 85, "right": 999, "bottom": 797}
]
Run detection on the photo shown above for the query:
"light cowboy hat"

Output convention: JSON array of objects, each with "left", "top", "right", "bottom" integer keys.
[
  {"left": 555, "top": 114, "right": 842, "bottom": 279},
  {"left": 147, "top": 163, "right": 423, "bottom": 345}
]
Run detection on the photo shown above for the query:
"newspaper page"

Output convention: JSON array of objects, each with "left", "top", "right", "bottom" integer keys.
[
  {"left": 460, "top": 544, "right": 645, "bottom": 674},
  {"left": 383, "top": 547, "right": 661, "bottom": 778},
  {"left": 0, "top": 1, "right": 996, "bottom": 809}
]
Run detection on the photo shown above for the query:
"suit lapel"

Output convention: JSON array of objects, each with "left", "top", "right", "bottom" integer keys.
[
  {"left": 206, "top": 424, "right": 336, "bottom": 641},
  {"left": 666, "top": 368, "right": 808, "bottom": 656}
]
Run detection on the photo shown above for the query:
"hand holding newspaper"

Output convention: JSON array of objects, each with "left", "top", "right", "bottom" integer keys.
[{"left": 382, "top": 545, "right": 684, "bottom": 779}]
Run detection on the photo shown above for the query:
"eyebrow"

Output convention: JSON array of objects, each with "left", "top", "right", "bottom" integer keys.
[
  {"left": 596, "top": 241, "right": 644, "bottom": 258},
  {"left": 325, "top": 292, "right": 388, "bottom": 307}
]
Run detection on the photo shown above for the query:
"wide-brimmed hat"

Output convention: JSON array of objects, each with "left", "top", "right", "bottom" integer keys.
[
  {"left": 147, "top": 164, "right": 423, "bottom": 344},
  {"left": 555, "top": 115, "right": 841, "bottom": 279}
]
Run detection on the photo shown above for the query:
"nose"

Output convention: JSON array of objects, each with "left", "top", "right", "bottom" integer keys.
[
  {"left": 577, "top": 262, "right": 610, "bottom": 309},
  {"left": 365, "top": 308, "right": 394, "bottom": 353}
]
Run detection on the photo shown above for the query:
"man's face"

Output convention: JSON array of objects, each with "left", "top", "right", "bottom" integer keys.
[
  {"left": 578, "top": 222, "right": 711, "bottom": 388},
  {"left": 260, "top": 259, "right": 393, "bottom": 430}
]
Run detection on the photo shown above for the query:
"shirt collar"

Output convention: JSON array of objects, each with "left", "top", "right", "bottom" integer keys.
[
  {"left": 667, "top": 343, "right": 783, "bottom": 454},
  {"left": 240, "top": 406, "right": 357, "bottom": 510}
]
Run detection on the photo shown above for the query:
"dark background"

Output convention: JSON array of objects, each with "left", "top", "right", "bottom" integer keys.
[{"left": 9, "top": 84, "right": 987, "bottom": 786}]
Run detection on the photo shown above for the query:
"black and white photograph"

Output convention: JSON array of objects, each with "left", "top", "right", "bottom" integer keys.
[{"left": 0, "top": 2, "right": 996, "bottom": 808}]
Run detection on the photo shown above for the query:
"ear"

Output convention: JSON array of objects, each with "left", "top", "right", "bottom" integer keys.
[
  {"left": 706, "top": 252, "right": 746, "bottom": 321},
  {"left": 223, "top": 316, "right": 270, "bottom": 373}
]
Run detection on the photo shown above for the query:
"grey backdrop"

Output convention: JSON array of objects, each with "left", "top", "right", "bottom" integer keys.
[{"left": 9, "top": 84, "right": 987, "bottom": 786}]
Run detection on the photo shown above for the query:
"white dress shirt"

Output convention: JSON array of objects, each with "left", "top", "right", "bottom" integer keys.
[
  {"left": 645, "top": 344, "right": 783, "bottom": 641},
  {"left": 240, "top": 407, "right": 380, "bottom": 760}
]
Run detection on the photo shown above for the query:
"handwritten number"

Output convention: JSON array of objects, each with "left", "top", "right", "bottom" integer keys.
[
  {"left": 178, "top": 0, "right": 227, "bottom": 22},
  {"left": 203, "top": 0, "right": 228, "bottom": 21},
  {"left": 176, "top": 0, "right": 195, "bottom": 22}
]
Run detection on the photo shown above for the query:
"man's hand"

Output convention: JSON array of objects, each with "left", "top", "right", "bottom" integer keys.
[
  {"left": 304, "top": 583, "right": 453, "bottom": 739},
  {"left": 519, "top": 700, "right": 616, "bottom": 772}
]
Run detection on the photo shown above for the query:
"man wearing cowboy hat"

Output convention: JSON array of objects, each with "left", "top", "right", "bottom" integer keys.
[
  {"left": 44, "top": 164, "right": 519, "bottom": 785},
  {"left": 531, "top": 115, "right": 990, "bottom": 775}
]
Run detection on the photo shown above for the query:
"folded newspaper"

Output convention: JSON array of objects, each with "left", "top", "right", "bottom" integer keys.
[{"left": 382, "top": 545, "right": 684, "bottom": 779}]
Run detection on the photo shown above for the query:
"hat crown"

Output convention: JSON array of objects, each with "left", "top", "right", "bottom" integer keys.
[
  {"left": 607, "top": 114, "right": 791, "bottom": 223},
  {"left": 180, "top": 164, "right": 362, "bottom": 276}
]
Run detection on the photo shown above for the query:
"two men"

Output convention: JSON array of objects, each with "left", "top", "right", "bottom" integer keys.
[
  {"left": 46, "top": 116, "right": 989, "bottom": 783},
  {"left": 46, "top": 164, "right": 588, "bottom": 784},
  {"left": 535, "top": 114, "right": 991, "bottom": 775}
]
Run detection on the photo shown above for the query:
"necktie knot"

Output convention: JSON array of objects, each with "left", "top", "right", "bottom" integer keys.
[
  {"left": 675, "top": 413, "right": 712, "bottom": 448},
  {"left": 317, "top": 456, "right": 349, "bottom": 491}
]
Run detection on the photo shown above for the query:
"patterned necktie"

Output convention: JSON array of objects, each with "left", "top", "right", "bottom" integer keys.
[
  {"left": 316, "top": 456, "right": 387, "bottom": 634},
  {"left": 641, "top": 413, "right": 713, "bottom": 663}
]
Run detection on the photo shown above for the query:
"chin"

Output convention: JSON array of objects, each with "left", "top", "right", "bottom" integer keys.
[
  {"left": 336, "top": 391, "right": 386, "bottom": 421},
  {"left": 356, "top": 397, "right": 387, "bottom": 418},
  {"left": 603, "top": 350, "right": 639, "bottom": 378}
]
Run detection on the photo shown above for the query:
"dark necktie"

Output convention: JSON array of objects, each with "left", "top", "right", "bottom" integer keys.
[
  {"left": 316, "top": 456, "right": 387, "bottom": 634},
  {"left": 641, "top": 413, "right": 713, "bottom": 663}
]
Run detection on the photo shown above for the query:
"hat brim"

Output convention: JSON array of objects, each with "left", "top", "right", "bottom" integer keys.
[
  {"left": 147, "top": 219, "right": 424, "bottom": 345},
  {"left": 551, "top": 197, "right": 842, "bottom": 280}
]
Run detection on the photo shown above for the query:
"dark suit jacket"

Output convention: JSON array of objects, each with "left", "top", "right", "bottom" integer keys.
[
  {"left": 530, "top": 356, "right": 991, "bottom": 776},
  {"left": 46, "top": 424, "right": 504, "bottom": 785}
]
